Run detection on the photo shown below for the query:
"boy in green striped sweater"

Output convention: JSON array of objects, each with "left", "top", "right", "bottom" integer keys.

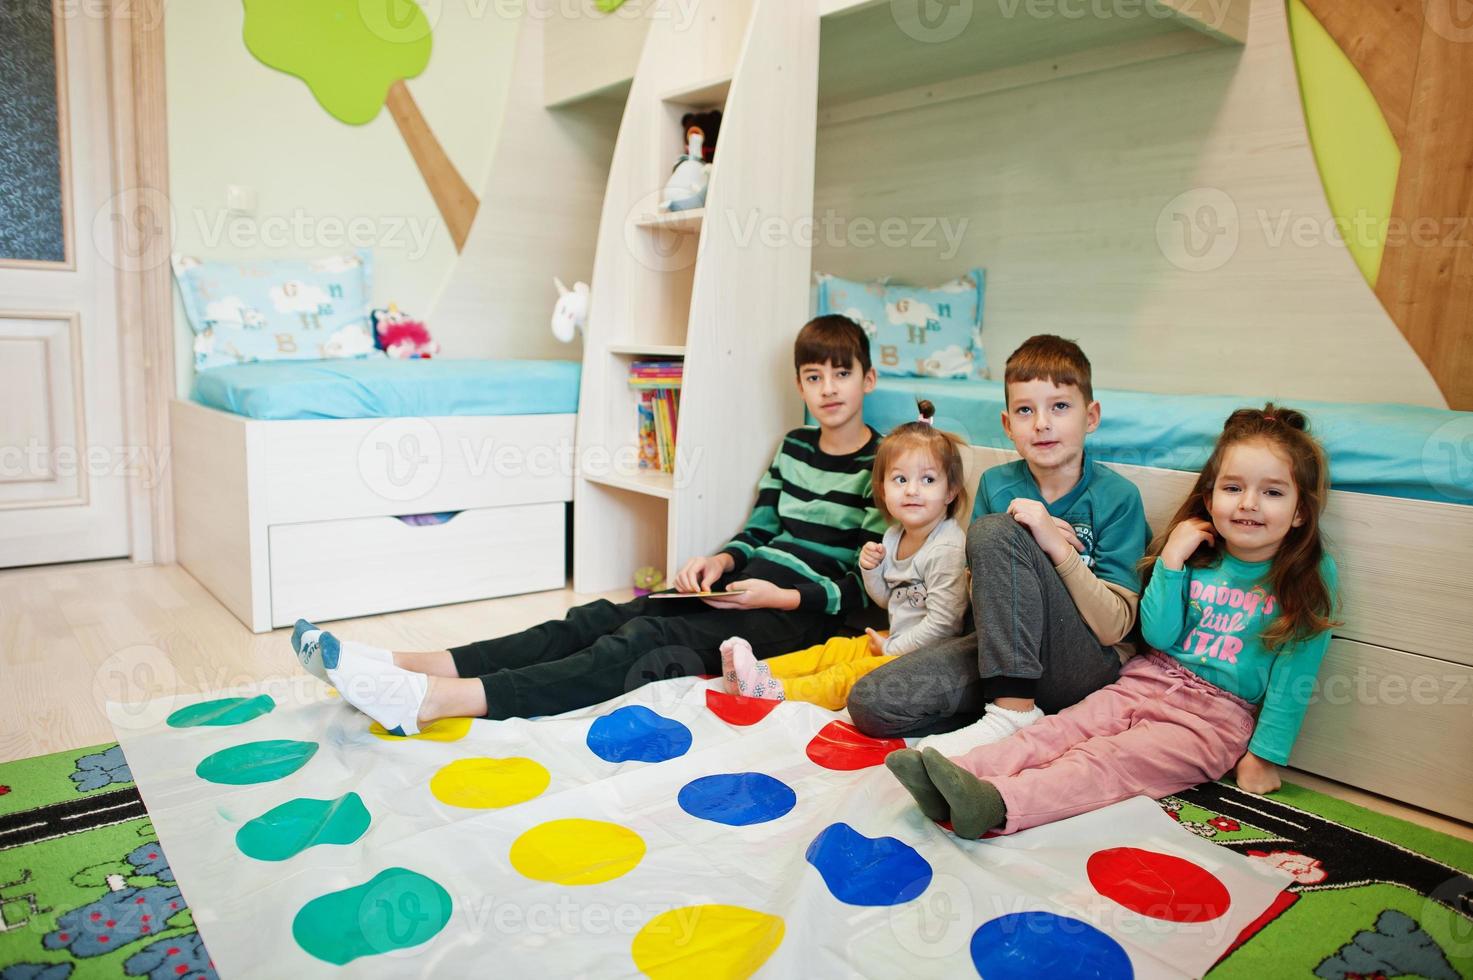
[{"left": 289, "top": 315, "right": 888, "bottom": 733}]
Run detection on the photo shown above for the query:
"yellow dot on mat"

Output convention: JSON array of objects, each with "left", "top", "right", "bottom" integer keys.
[
  {"left": 429, "top": 757, "right": 550, "bottom": 809},
  {"left": 631, "top": 905, "right": 784, "bottom": 980},
  {"left": 509, "top": 819, "right": 646, "bottom": 885},
  {"left": 370, "top": 717, "right": 471, "bottom": 742}
]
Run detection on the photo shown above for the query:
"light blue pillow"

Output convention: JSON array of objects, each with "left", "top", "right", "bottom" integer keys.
[
  {"left": 172, "top": 250, "right": 378, "bottom": 372},
  {"left": 816, "top": 269, "right": 987, "bottom": 379}
]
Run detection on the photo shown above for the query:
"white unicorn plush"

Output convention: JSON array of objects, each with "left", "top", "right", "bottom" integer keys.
[{"left": 551, "top": 278, "right": 590, "bottom": 343}]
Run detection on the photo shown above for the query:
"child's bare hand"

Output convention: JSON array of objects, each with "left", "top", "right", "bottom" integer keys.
[
  {"left": 865, "top": 628, "right": 888, "bottom": 656},
  {"left": 702, "top": 579, "right": 799, "bottom": 611},
  {"left": 1051, "top": 517, "right": 1086, "bottom": 554},
  {"left": 1007, "top": 499, "right": 1071, "bottom": 564},
  {"left": 1233, "top": 752, "right": 1281, "bottom": 795},
  {"left": 859, "top": 542, "right": 886, "bottom": 570},
  {"left": 1162, "top": 518, "right": 1215, "bottom": 570},
  {"left": 674, "top": 553, "right": 734, "bottom": 592}
]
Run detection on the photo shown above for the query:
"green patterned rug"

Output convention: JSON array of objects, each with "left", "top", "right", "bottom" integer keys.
[{"left": 1, "top": 743, "right": 1469, "bottom": 978}]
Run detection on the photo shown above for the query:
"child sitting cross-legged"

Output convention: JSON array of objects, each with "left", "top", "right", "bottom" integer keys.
[
  {"left": 886, "top": 405, "right": 1340, "bottom": 838},
  {"left": 720, "top": 400, "right": 969, "bottom": 709}
]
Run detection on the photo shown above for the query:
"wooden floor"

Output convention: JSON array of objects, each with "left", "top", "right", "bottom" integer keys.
[{"left": 3, "top": 558, "right": 1470, "bottom": 845}]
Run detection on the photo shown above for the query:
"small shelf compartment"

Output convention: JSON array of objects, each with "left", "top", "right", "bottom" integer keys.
[
  {"left": 632, "top": 208, "right": 705, "bottom": 235},
  {"left": 584, "top": 470, "right": 675, "bottom": 499},
  {"left": 609, "top": 343, "right": 687, "bottom": 357},
  {"left": 660, "top": 74, "right": 733, "bottom": 108}
]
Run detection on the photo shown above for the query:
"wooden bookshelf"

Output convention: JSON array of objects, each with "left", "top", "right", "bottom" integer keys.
[{"left": 572, "top": 0, "right": 818, "bottom": 592}]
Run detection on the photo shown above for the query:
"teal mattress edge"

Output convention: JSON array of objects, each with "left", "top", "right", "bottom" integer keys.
[
  {"left": 190, "top": 358, "right": 582, "bottom": 421},
  {"left": 865, "top": 377, "right": 1473, "bottom": 507}
]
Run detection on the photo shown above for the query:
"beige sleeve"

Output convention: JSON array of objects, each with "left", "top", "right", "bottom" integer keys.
[{"left": 1052, "top": 547, "right": 1140, "bottom": 648}]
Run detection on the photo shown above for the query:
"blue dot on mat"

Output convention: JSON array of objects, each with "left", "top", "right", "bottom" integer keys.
[
  {"left": 970, "top": 911, "right": 1133, "bottom": 980},
  {"left": 804, "top": 823, "right": 932, "bottom": 907},
  {"left": 586, "top": 706, "right": 693, "bottom": 763},
  {"left": 677, "top": 772, "right": 796, "bottom": 826}
]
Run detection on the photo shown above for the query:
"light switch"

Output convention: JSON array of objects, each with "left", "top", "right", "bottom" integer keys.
[{"left": 226, "top": 185, "right": 257, "bottom": 215}]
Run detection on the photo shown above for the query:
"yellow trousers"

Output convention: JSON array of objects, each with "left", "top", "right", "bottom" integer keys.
[{"left": 765, "top": 634, "right": 895, "bottom": 710}]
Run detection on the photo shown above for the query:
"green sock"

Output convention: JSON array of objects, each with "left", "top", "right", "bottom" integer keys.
[
  {"left": 921, "top": 747, "right": 1006, "bottom": 839},
  {"left": 885, "top": 749, "right": 950, "bottom": 823}
]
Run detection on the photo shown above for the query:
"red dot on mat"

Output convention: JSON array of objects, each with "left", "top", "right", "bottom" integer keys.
[
  {"left": 91, "top": 913, "right": 102, "bottom": 921},
  {"left": 58, "top": 933, "right": 69, "bottom": 942},
  {"left": 141, "top": 915, "right": 150, "bottom": 922},
  {"left": 1086, "top": 846, "right": 1232, "bottom": 922},
  {"left": 170, "top": 902, "right": 178, "bottom": 909},
  {"left": 137, "top": 897, "right": 146, "bottom": 904},
  {"left": 175, "top": 966, "right": 188, "bottom": 975},
  {"left": 704, "top": 688, "right": 780, "bottom": 726},
  {"left": 805, "top": 720, "right": 905, "bottom": 771},
  {"left": 149, "top": 853, "right": 158, "bottom": 859},
  {"left": 142, "top": 927, "right": 151, "bottom": 934},
  {"left": 99, "top": 936, "right": 110, "bottom": 943},
  {"left": 168, "top": 948, "right": 180, "bottom": 956}
]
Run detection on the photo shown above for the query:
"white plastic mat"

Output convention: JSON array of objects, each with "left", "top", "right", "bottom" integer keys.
[{"left": 111, "top": 678, "right": 1290, "bottom": 978}]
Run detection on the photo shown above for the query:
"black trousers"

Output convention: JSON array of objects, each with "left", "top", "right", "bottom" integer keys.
[{"left": 449, "top": 596, "right": 844, "bottom": 720}]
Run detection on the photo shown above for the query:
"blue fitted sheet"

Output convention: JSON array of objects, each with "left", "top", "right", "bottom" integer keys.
[
  {"left": 190, "top": 358, "right": 581, "bottom": 420},
  {"left": 866, "top": 377, "right": 1473, "bottom": 505}
]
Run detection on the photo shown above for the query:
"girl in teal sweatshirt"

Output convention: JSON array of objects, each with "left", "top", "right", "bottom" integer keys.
[{"left": 887, "top": 404, "right": 1340, "bottom": 838}]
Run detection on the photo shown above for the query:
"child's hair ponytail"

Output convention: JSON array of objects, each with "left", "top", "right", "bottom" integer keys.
[{"left": 1139, "top": 403, "right": 1337, "bottom": 649}]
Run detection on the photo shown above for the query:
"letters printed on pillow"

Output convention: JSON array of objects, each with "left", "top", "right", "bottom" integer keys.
[
  {"left": 173, "top": 250, "right": 378, "bottom": 371},
  {"left": 816, "top": 269, "right": 986, "bottom": 379}
]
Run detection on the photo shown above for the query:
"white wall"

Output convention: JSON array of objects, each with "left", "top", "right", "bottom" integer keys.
[{"left": 165, "top": 0, "right": 522, "bottom": 394}]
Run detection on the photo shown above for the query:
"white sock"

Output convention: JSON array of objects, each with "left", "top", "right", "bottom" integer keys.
[
  {"left": 916, "top": 703, "right": 1043, "bottom": 757},
  {"left": 326, "top": 653, "right": 428, "bottom": 737},
  {"left": 292, "top": 619, "right": 392, "bottom": 682}
]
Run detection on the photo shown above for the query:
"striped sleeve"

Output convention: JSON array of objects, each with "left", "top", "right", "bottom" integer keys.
[
  {"left": 719, "top": 446, "right": 784, "bottom": 572},
  {"left": 722, "top": 427, "right": 887, "bottom": 616}
]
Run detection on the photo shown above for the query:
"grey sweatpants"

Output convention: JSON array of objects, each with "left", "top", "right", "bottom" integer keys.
[{"left": 847, "top": 513, "right": 1122, "bottom": 738}]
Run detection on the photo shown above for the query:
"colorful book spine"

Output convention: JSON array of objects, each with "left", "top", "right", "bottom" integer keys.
[
  {"left": 637, "top": 395, "right": 658, "bottom": 470},
  {"left": 629, "top": 360, "right": 683, "bottom": 474}
]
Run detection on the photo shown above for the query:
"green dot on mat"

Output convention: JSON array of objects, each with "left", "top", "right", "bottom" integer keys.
[
  {"left": 236, "top": 792, "right": 371, "bottom": 861},
  {"left": 293, "top": 867, "right": 453, "bottom": 965},
  {"left": 195, "top": 739, "right": 318, "bottom": 785},
  {"left": 167, "top": 694, "right": 276, "bottom": 728}
]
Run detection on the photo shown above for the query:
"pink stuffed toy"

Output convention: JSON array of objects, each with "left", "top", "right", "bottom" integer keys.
[{"left": 372, "top": 304, "right": 439, "bottom": 359}]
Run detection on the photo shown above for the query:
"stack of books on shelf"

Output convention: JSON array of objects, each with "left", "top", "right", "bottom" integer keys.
[{"left": 629, "top": 360, "right": 683, "bottom": 474}]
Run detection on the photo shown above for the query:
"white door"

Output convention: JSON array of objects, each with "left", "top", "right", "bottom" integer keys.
[{"left": 0, "top": 2, "right": 130, "bottom": 567}]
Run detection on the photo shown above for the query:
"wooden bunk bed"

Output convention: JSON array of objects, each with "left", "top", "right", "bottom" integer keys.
[{"left": 555, "top": 0, "right": 1473, "bottom": 821}]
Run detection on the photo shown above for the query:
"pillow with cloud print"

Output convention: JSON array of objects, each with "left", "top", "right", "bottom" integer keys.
[
  {"left": 816, "top": 269, "right": 987, "bottom": 379},
  {"left": 172, "top": 250, "right": 379, "bottom": 371}
]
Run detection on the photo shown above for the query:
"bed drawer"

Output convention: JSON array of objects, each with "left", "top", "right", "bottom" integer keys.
[
  {"left": 1290, "top": 638, "right": 1473, "bottom": 822},
  {"left": 268, "top": 504, "right": 565, "bottom": 627},
  {"left": 261, "top": 414, "right": 577, "bottom": 525}
]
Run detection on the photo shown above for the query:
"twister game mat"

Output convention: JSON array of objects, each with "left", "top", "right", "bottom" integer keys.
[{"left": 84, "top": 677, "right": 1310, "bottom": 978}]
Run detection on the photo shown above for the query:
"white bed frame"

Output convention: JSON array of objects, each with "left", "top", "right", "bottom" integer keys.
[
  {"left": 959, "top": 446, "right": 1473, "bottom": 823},
  {"left": 170, "top": 400, "right": 574, "bottom": 633}
]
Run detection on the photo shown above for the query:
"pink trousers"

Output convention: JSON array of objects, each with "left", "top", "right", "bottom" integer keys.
[{"left": 954, "top": 651, "right": 1256, "bottom": 834}]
